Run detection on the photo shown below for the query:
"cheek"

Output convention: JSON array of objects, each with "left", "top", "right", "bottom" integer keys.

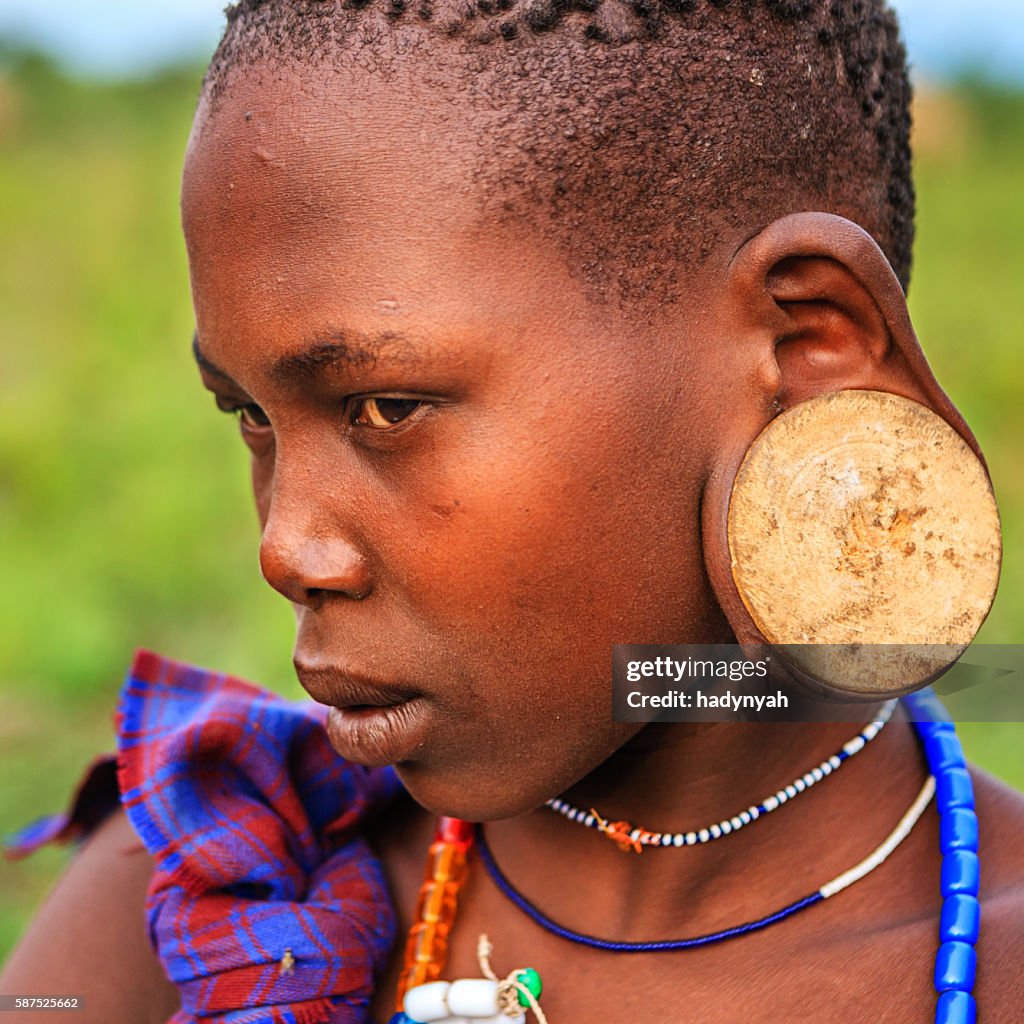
[
  {"left": 401, "top": 405, "right": 713, "bottom": 653},
  {"left": 377, "top": 399, "right": 718, "bottom": 816}
]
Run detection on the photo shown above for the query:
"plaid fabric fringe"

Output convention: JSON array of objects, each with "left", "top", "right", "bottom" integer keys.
[{"left": 5, "top": 650, "right": 404, "bottom": 1024}]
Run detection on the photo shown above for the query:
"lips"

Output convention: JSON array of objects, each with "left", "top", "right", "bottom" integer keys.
[{"left": 294, "top": 660, "right": 431, "bottom": 766}]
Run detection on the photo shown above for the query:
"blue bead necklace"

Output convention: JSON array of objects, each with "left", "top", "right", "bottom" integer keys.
[{"left": 474, "top": 691, "right": 979, "bottom": 1024}]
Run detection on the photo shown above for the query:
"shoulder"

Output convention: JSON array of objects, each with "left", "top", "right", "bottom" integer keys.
[
  {"left": 969, "top": 766, "right": 1024, "bottom": 1017},
  {"left": 0, "top": 808, "right": 180, "bottom": 1024}
]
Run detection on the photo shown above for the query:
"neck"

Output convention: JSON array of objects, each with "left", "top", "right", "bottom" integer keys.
[{"left": 483, "top": 703, "right": 929, "bottom": 941}]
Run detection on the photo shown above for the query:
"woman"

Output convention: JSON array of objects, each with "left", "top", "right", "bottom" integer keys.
[{"left": 3, "top": 2, "right": 1022, "bottom": 1021}]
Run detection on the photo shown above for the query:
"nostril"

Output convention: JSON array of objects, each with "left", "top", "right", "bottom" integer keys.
[{"left": 308, "top": 579, "right": 371, "bottom": 603}]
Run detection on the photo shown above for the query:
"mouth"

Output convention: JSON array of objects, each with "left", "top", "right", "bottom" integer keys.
[{"left": 294, "top": 660, "right": 431, "bottom": 767}]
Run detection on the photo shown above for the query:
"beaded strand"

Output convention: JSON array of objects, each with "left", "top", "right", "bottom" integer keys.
[
  {"left": 395, "top": 817, "right": 476, "bottom": 1012},
  {"left": 904, "top": 690, "right": 980, "bottom": 1024},
  {"left": 478, "top": 772, "right": 937, "bottom": 951},
  {"left": 546, "top": 700, "right": 896, "bottom": 851}
]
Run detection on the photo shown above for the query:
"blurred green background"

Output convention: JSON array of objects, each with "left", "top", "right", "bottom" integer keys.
[{"left": 0, "top": 50, "right": 1022, "bottom": 960}]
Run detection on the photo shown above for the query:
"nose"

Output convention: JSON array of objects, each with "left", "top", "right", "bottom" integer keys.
[{"left": 258, "top": 492, "right": 372, "bottom": 607}]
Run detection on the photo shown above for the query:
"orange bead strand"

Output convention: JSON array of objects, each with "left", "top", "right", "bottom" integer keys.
[{"left": 395, "top": 817, "right": 475, "bottom": 1012}]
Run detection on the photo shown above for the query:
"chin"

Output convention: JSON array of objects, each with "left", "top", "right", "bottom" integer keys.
[{"left": 394, "top": 762, "right": 552, "bottom": 823}]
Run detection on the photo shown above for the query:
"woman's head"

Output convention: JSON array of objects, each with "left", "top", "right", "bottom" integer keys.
[
  {"left": 196, "top": 0, "right": 916, "bottom": 306},
  {"left": 181, "top": 0, "right": 957, "bottom": 819}
]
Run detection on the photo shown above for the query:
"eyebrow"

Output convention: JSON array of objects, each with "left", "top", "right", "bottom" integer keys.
[
  {"left": 191, "top": 329, "right": 422, "bottom": 388},
  {"left": 270, "top": 330, "right": 421, "bottom": 385},
  {"left": 192, "top": 332, "right": 236, "bottom": 383}
]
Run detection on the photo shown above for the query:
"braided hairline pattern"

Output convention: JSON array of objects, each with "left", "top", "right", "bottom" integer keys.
[{"left": 202, "top": 0, "right": 914, "bottom": 306}]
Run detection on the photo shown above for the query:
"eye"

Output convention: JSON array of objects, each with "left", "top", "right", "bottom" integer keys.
[
  {"left": 349, "top": 396, "right": 423, "bottom": 430},
  {"left": 237, "top": 404, "right": 271, "bottom": 431},
  {"left": 214, "top": 396, "right": 271, "bottom": 431}
]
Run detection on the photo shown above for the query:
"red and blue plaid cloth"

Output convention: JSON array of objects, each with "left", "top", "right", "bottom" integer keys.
[{"left": 4, "top": 650, "right": 404, "bottom": 1024}]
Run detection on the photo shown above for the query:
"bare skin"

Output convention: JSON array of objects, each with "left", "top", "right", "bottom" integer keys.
[
  {"left": 3, "top": 56, "right": 1023, "bottom": 1023},
  {"left": 0, "top": 809, "right": 181, "bottom": 1023}
]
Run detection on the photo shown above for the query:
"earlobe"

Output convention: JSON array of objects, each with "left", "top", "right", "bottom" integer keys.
[
  {"left": 723, "top": 389, "right": 1001, "bottom": 700},
  {"left": 700, "top": 213, "right": 1002, "bottom": 704}
]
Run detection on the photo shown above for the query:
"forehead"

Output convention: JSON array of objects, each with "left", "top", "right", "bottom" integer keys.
[
  {"left": 183, "top": 66, "right": 466, "bottom": 313},
  {"left": 181, "top": 60, "right": 627, "bottom": 376}
]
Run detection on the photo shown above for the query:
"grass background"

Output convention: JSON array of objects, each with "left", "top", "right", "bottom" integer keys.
[{"left": 0, "top": 52, "right": 1022, "bottom": 960}]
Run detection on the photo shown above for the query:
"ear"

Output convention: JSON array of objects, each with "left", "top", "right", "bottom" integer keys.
[
  {"left": 700, "top": 212, "right": 992, "bottom": 660},
  {"left": 725, "top": 212, "right": 979, "bottom": 453}
]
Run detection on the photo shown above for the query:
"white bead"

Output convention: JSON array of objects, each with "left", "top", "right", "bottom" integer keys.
[
  {"left": 802, "top": 773, "right": 815, "bottom": 787},
  {"left": 583, "top": 814, "right": 595, "bottom": 827},
  {"left": 673, "top": 833, "right": 685, "bottom": 847},
  {"left": 740, "top": 812, "right": 752, "bottom": 825},
  {"left": 794, "top": 778, "right": 805, "bottom": 792},
  {"left": 684, "top": 831, "right": 697, "bottom": 845},
  {"left": 843, "top": 736, "right": 865, "bottom": 755},
  {"left": 812, "top": 767, "right": 824, "bottom": 781},
  {"left": 785, "top": 784, "right": 797, "bottom": 798},
  {"left": 446, "top": 979, "right": 501, "bottom": 1018},
  {"left": 731, "top": 816, "right": 743, "bottom": 830},
  {"left": 829, "top": 755, "right": 841, "bottom": 769},
  {"left": 404, "top": 981, "right": 451, "bottom": 1022},
  {"left": 763, "top": 796, "right": 778, "bottom": 811},
  {"left": 474, "top": 1016, "right": 525, "bottom": 1024},
  {"left": 698, "top": 828, "right": 710, "bottom": 842},
  {"left": 709, "top": 824, "right": 721, "bottom": 838}
]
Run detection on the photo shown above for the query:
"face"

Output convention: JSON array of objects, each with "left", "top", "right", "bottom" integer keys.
[{"left": 182, "top": 60, "right": 734, "bottom": 820}]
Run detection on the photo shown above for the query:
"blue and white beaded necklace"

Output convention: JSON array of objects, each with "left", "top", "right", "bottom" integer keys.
[
  {"left": 394, "top": 692, "right": 980, "bottom": 1024},
  {"left": 545, "top": 700, "right": 896, "bottom": 852}
]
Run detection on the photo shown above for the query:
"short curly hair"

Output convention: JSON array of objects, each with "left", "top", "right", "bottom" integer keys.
[{"left": 201, "top": 0, "right": 915, "bottom": 308}]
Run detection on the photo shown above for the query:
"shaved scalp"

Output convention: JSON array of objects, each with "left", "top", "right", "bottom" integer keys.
[{"left": 203, "top": 0, "right": 914, "bottom": 308}]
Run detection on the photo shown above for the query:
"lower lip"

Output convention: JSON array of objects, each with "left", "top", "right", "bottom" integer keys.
[{"left": 325, "top": 698, "right": 430, "bottom": 766}]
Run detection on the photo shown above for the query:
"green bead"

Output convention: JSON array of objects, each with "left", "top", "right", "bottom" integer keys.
[{"left": 515, "top": 968, "right": 543, "bottom": 1007}]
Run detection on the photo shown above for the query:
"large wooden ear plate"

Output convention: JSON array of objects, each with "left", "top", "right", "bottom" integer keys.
[{"left": 727, "top": 390, "right": 1002, "bottom": 696}]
